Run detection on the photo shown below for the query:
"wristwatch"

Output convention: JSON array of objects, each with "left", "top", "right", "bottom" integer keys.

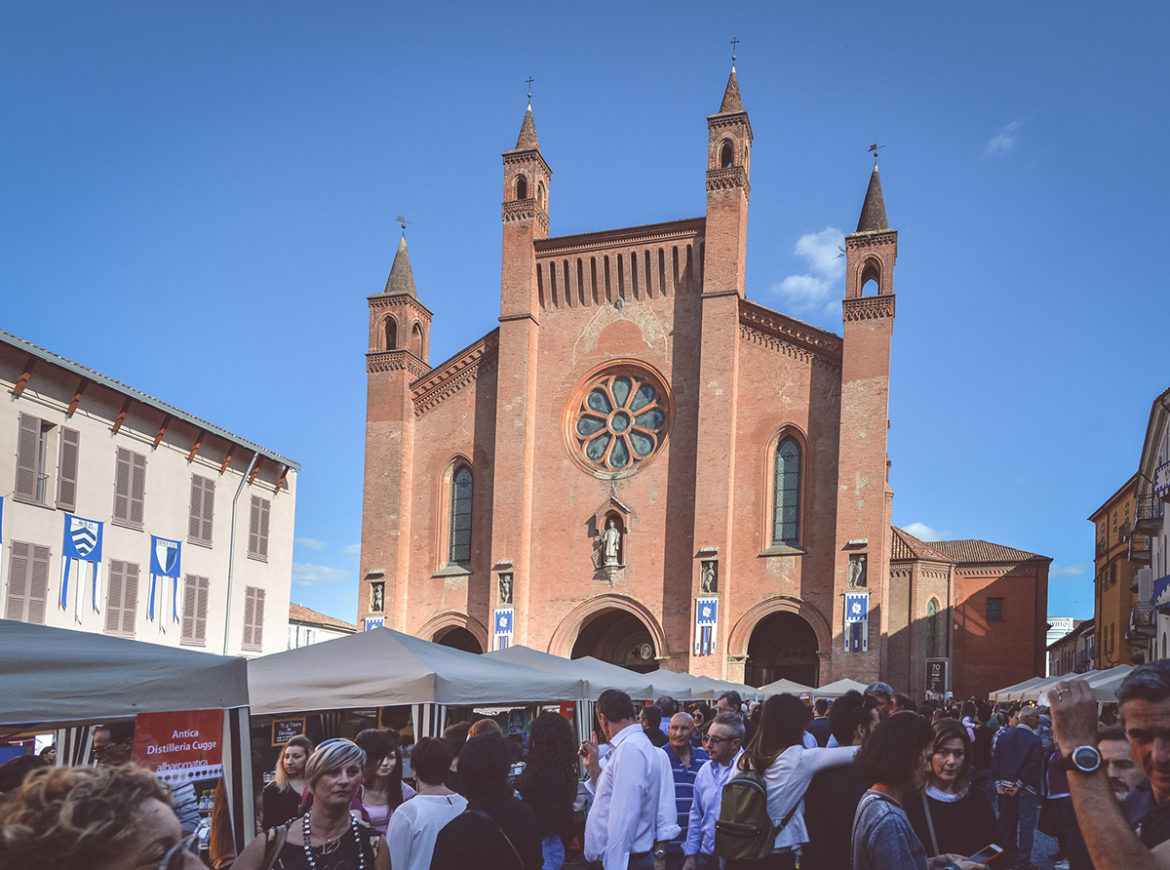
[
  {"left": 653, "top": 848, "right": 667, "bottom": 860},
  {"left": 1062, "top": 744, "right": 1102, "bottom": 774}
]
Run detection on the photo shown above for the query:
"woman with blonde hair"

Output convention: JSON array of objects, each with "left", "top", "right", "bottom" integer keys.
[
  {"left": 234, "top": 739, "right": 379, "bottom": 870},
  {"left": 0, "top": 764, "right": 202, "bottom": 870},
  {"left": 262, "top": 735, "right": 314, "bottom": 830}
]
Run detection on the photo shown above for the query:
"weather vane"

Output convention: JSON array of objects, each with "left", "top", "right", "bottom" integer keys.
[
  {"left": 867, "top": 143, "right": 886, "bottom": 163},
  {"left": 394, "top": 215, "right": 410, "bottom": 232},
  {"left": 730, "top": 37, "right": 740, "bottom": 64},
  {"left": 526, "top": 76, "right": 534, "bottom": 101}
]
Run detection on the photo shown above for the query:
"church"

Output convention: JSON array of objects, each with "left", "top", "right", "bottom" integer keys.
[{"left": 358, "top": 66, "right": 906, "bottom": 689}]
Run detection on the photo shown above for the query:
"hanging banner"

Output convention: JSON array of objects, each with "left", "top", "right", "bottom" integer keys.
[
  {"left": 494, "top": 607, "right": 514, "bottom": 650},
  {"left": 60, "top": 514, "right": 103, "bottom": 618},
  {"left": 844, "top": 592, "right": 869, "bottom": 653},
  {"left": 364, "top": 616, "right": 385, "bottom": 630},
  {"left": 148, "top": 536, "right": 182, "bottom": 625},
  {"left": 695, "top": 597, "right": 719, "bottom": 656},
  {"left": 131, "top": 708, "right": 223, "bottom": 785}
]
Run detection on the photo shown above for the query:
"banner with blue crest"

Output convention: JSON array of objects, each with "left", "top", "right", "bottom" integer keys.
[
  {"left": 61, "top": 514, "right": 103, "bottom": 622},
  {"left": 494, "top": 608, "right": 514, "bottom": 650},
  {"left": 695, "top": 597, "right": 719, "bottom": 656},
  {"left": 149, "top": 536, "right": 182, "bottom": 627},
  {"left": 844, "top": 592, "right": 869, "bottom": 652}
]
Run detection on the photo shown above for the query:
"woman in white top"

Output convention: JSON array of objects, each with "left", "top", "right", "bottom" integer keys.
[
  {"left": 378, "top": 737, "right": 466, "bottom": 870},
  {"left": 729, "top": 693, "right": 859, "bottom": 869}
]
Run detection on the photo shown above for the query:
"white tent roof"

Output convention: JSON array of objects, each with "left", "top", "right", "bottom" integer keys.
[
  {"left": 0, "top": 618, "right": 249, "bottom": 730},
  {"left": 812, "top": 678, "right": 870, "bottom": 699},
  {"left": 247, "top": 627, "right": 586, "bottom": 714},
  {"left": 484, "top": 646, "right": 655, "bottom": 701},
  {"left": 755, "top": 677, "right": 817, "bottom": 697}
]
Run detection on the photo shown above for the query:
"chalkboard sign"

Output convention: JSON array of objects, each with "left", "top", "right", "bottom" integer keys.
[{"left": 272, "top": 717, "right": 306, "bottom": 746}]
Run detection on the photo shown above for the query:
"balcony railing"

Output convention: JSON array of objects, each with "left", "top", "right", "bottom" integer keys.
[
  {"left": 1136, "top": 494, "right": 1164, "bottom": 533},
  {"left": 1096, "top": 540, "right": 1109, "bottom": 558},
  {"left": 1130, "top": 533, "right": 1152, "bottom": 564}
]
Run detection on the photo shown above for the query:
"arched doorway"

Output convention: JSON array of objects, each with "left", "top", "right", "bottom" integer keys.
[
  {"left": 744, "top": 612, "right": 819, "bottom": 687},
  {"left": 433, "top": 626, "right": 482, "bottom": 654},
  {"left": 571, "top": 609, "right": 656, "bottom": 673}
]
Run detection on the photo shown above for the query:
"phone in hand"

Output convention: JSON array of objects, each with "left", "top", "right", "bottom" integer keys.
[{"left": 967, "top": 843, "right": 1003, "bottom": 865}]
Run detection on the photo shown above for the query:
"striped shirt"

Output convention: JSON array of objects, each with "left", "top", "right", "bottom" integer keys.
[{"left": 663, "top": 742, "right": 709, "bottom": 853}]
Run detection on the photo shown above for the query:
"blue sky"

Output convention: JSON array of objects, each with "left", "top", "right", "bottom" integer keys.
[{"left": 3, "top": 2, "right": 1166, "bottom": 624}]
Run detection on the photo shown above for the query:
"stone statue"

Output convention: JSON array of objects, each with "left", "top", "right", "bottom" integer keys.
[
  {"left": 371, "top": 582, "right": 384, "bottom": 612},
  {"left": 498, "top": 573, "right": 513, "bottom": 605},
  {"left": 849, "top": 554, "right": 867, "bottom": 587},
  {"left": 700, "top": 560, "right": 717, "bottom": 594},
  {"left": 603, "top": 519, "right": 622, "bottom": 566}
]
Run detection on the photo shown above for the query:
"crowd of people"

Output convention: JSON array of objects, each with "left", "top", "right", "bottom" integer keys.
[{"left": 3, "top": 662, "right": 1170, "bottom": 869}]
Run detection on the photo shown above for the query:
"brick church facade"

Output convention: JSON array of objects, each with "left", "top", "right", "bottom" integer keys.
[{"left": 359, "top": 68, "right": 910, "bottom": 687}]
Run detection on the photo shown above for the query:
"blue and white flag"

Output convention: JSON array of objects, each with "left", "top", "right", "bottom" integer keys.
[
  {"left": 149, "top": 536, "right": 182, "bottom": 625},
  {"left": 61, "top": 514, "right": 103, "bottom": 621},
  {"left": 364, "top": 617, "right": 385, "bottom": 630},
  {"left": 844, "top": 592, "right": 869, "bottom": 653},
  {"left": 494, "top": 607, "right": 514, "bottom": 650},
  {"left": 695, "top": 596, "right": 719, "bottom": 656}
]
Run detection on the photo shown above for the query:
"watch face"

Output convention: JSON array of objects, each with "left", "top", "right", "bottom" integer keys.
[{"left": 1072, "top": 745, "right": 1102, "bottom": 772}]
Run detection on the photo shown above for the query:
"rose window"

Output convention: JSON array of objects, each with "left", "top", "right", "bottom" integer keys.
[{"left": 570, "top": 370, "right": 669, "bottom": 473}]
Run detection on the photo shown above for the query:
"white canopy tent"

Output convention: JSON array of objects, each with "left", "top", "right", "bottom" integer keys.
[
  {"left": 0, "top": 619, "right": 254, "bottom": 850},
  {"left": 754, "top": 677, "right": 817, "bottom": 698},
  {"left": 812, "top": 678, "right": 870, "bottom": 699},
  {"left": 485, "top": 646, "right": 655, "bottom": 701}
]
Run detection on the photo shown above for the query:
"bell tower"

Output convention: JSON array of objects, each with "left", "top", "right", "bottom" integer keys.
[
  {"left": 489, "top": 100, "right": 552, "bottom": 645},
  {"left": 831, "top": 161, "right": 897, "bottom": 683},
  {"left": 359, "top": 232, "right": 432, "bottom": 632}
]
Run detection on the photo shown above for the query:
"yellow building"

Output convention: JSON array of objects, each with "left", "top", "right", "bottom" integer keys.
[{"left": 1089, "top": 473, "right": 1147, "bottom": 666}]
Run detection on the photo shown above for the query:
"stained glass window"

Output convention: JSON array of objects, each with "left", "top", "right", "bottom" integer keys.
[
  {"left": 449, "top": 465, "right": 473, "bottom": 564},
  {"left": 572, "top": 371, "right": 668, "bottom": 474},
  {"left": 772, "top": 438, "right": 801, "bottom": 546}
]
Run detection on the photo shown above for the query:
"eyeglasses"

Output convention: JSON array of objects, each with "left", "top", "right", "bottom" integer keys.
[
  {"left": 704, "top": 735, "right": 733, "bottom": 747},
  {"left": 158, "top": 834, "right": 200, "bottom": 870}
]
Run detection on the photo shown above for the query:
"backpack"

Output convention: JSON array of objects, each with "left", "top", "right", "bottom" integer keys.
[{"left": 714, "top": 768, "right": 799, "bottom": 861}]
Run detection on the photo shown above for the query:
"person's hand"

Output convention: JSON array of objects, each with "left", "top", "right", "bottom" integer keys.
[
  {"left": 580, "top": 732, "right": 601, "bottom": 782},
  {"left": 653, "top": 857, "right": 666, "bottom": 870},
  {"left": 1050, "top": 679, "right": 1100, "bottom": 752},
  {"left": 681, "top": 856, "right": 697, "bottom": 870}
]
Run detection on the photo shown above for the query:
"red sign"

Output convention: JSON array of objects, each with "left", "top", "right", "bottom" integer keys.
[
  {"left": 132, "top": 709, "right": 223, "bottom": 786},
  {"left": 559, "top": 702, "right": 576, "bottom": 720}
]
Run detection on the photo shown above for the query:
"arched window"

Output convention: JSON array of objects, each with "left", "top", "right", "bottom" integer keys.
[
  {"left": 384, "top": 317, "right": 397, "bottom": 350},
  {"left": 772, "top": 437, "right": 801, "bottom": 546},
  {"left": 448, "top": 465, "right": 473, "bottom": 564},
  {"left": 927, "top": 598, "right": 939, "bottom": 658},
  {"left": 720, "top": 140, "right": 734, "bottom": 168},
  {"left": 411, "top": 323, "right": 423, "bottom": 357},
  {"left": 516, "top": 174, "right": 528, "bottom": 200}
]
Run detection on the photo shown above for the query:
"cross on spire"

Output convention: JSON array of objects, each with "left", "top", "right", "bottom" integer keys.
[
  {"left": 730, "top": 37, "right": 740, "bottom": 63},
  {"left": 525, "top": 76, "right": 534, "bottom": 101}
]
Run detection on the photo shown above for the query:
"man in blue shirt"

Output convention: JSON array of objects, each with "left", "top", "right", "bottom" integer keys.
[
  {"left": 992, "top": 704, "right": 1044, "bottom": 870},
  {"left": 661, "top": 712, "right": 708, "bottom": 870},
  {"left": 684, "top": 712, "right": 744, "bottom": 870}
]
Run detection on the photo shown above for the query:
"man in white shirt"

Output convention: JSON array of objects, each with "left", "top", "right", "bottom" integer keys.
[
  {"left": 683, "top": 712, "right": 745, "bottom": 870},
  {"left": 582, "top": 689, "right": 678, "bottom": 870}
]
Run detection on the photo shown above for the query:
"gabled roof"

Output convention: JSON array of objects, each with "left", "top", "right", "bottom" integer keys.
[
  {"left": 289, "top": 603, "right": 356, "bottom": 633},
  {"left": 927, "top": 539, "right": 1050, "bottom": 564},
  {"left": 891, "top": 526, "right": 952, "bottom": 562}
]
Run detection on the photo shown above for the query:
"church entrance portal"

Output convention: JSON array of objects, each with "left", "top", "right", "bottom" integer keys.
[
  {"left": 433, "top": 626, "right": 482, "bottom": 654},
  {"left": 744, "top": 612, "right": 819, "bottom": 687},
  {"left": 571, "top": 610, "right": 656, "bottom": 673}
]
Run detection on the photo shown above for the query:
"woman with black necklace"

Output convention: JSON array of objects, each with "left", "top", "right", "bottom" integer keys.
[{"left": 235, "top": 739, "right": 380, "bottom": 870}]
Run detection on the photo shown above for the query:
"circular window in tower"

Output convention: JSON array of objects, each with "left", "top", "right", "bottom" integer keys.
[{"left": 566, "top": 363, "right": 672, "bottom": 476}]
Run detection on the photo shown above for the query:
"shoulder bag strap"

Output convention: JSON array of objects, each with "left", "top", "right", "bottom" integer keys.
[
  {"left": 920, "top": 793, "right": 940, "bottom": 856},
  {"left": 464, "top": 808, "right": 524, "bottom": 869},
  {"left": 261, "top": 824, "right": 288, "bottom": 870}
]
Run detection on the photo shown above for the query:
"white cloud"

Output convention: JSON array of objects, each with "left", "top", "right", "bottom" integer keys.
[
  {"left": 903, "top": 522, "right": 944, "bottom": 542},
  {"left": 772, "top": 227, "right": 845, "bottom": 315},
  {"left": 291, "top": 562, "right": 350, "bottom": 587},
  {"left": 295, "top": 537, "right": 328, "bottom": 552},
  {"left": 342, "top": 543, "right": 361, "bottom": 557},
  {"left": 985, "top": 120, "right": 1023, "bottom": 156},
  {"left": 1050, "top": 563, "right": 1088, "bottom": 578}
]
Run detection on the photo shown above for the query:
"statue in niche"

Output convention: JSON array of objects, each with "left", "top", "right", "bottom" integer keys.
[
  {"left": 602, "top": 519, "right": 622, "bottom": 566},
  {"left": 700, "top": 560, "right": 717, "bottom": 594},
  {"left": 849, "top": 553, "right": 868, "bottom": 587},
  {"left": 498, "top": 573, "right": 513, "bottom": 605},
  {"left": 370, "top": 581, "right": 384, "bottom": 613}
]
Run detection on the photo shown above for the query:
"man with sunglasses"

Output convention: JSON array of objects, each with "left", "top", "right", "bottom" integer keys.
[
  {"left": 92, "top": 721, "right": 135, "bottom": 766},
  {"left": 682, "top": 712, "right": 745, "bottom": 870}
]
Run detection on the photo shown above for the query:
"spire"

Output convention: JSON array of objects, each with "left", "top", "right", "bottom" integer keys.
[
  {"left": 384, "top": 233, "right": 417, "bottom": 297},
  {"left": 855, "top": 163, "right": 888, "bottom": 232},
  {"left": 718, "top": 66, "right": 744, "bottom": 113},
  {"left": 514, "top": 103, "right": 540, "bottom": 151}
]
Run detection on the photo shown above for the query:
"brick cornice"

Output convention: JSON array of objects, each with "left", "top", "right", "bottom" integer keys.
[
  {"left": 411, "top": 332, "right": 500, "bottom": 415},
  {"left": 707, "top": 111, "right": 754, "bottom": 141},
  {"left": 706, "top": 167, "right": 751, "bottom": 202},
  {"left": 738, "top": 299, "right": 843, "bottom": 366},
  {"left": 502, "top": 149, "right": 552, "bottom": 178},
  {"left": 366, "top": 350, "right": 429, "bottom": 377},
  {"left": 502, "top": 199, "right": 550, "bottom": 233},
  {"left": 535, "top": 218, "right": 705, "bottom": 257},
  {"left": 843, "top": 296, "right": 895, "bottom": 322},
  {"left": 845, "top": 229, "right": 898, "bottom": 249},
  {"left": 367, "top": 294, "right": 433, "bottom": 318}
]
